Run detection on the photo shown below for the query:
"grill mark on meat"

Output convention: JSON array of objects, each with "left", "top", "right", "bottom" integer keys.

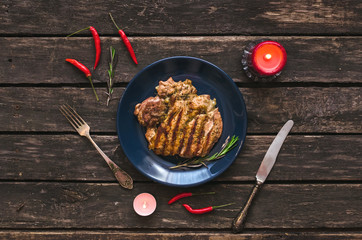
[
  {"left": 195, "top": 114, "right": 207, "bottom": 156},
  {"left": 176, "top": 109, "right": 193, "bottom": 155},
  {"left": 162, "top": 110, "right": 178, "bottom": 155},
  {"left": 183, "top": 116, "right": 199, "bottom": 157},
  {"left": 203, "top": 129, "right": 212, "bottom": 157},
  {"left": 170, "top": 109, "right": 183, "bottom": 152},
  {"left": 153, "top": 125, "right": 166, "bottom": 153},
  {"left": 177, "top": 137, "right": 185, "bottom": 156},
  {"left": 189, "top": 114, "right": 205, "bottom": 156},
  {"left": 167, "top": 110, "right": 177, "bottom": 126},
  {"left": 176, "top": 114, "right": 191, "bottom": 155},
  {"left": 203, "top": 110, "right": 222, "bottom": 156}
]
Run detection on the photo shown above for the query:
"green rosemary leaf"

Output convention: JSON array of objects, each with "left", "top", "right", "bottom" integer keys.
[
  {"left": 170, "top": 135, "right": 239, "bottom": 170},
  {"left": 112, "top": 48, "right": 116, "bottom": 59},
  {"left": 106, "top": 46, "right": 116, "bottom": 106}
]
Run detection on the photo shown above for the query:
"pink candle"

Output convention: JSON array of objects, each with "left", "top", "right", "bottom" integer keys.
[{"left": 133, "top": 193, "right": 157, "bottom": 216}]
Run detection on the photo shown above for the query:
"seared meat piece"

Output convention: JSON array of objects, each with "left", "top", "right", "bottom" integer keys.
[
  {"left": 134, "top": 96, "right": 166, "bottom": 127},
  {"left": 156, "top": 78, "right": 196, "bottom": 99},
  {"left": 134, "top": 77, "right": 223, "bottom": 158}
]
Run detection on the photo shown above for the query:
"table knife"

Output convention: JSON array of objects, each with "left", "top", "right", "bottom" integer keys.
[{"left": 231, "top": 120, "right": 294, "bottom": 233}]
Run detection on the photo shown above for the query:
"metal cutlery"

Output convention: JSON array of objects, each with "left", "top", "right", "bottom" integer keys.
[
  {"left": 232, "top": 120, "right": 294, "bottom": 233},
  {"left": 59, "top": 104, "right": 133, "bottom": 189}
]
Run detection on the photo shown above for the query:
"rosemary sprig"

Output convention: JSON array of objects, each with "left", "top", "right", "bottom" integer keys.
[
  {"left": 170, "top": 135, "right": 239, "bottom": 169},
  {"left": 106, "top": 46, "right": 117, "bottom": 106}
]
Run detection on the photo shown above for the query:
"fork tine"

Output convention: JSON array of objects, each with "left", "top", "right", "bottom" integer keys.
[
  {"left": 59, "top": 105, "right": 79, "bottom": 131},
  {"left": 62, "top": 104, "right": 83, "bottom": 126},
  {"left": 65, "top": 104, "right": 86, "bottom": 125}
]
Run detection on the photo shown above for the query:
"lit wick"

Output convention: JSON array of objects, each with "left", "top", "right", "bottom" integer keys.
[
  {"left": 264, "top": 53, "right": 272, "bottom": 61},
  {"left": 133, "top": 193, "right": 156, "bottom": 216}
]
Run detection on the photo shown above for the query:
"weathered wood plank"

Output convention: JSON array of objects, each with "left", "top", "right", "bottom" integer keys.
[
  {"left": 1, "top": 231, "right": 362, "bottom": 240},
  {"left": 0, "top": 182, "right": 360, "bottom": 229},
  {"left": 1, "top": 37, "right": 361, "bottom": 84},
  {"left": 1, "top": 135, "right": 361, "bottom": 182},
  {"left": 1, "top": 0, "right": 361, "bottom": 35},
  {"left": 0, "top": 87, "right": 360, "bottom": 133}
]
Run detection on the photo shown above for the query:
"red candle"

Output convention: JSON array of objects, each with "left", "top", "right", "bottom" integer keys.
[
  {"left": 251, "top": 41, "right": 287, "bottom": 76},
  {"left": 242, "top": 40, "right": 287, "bottom": 80}
]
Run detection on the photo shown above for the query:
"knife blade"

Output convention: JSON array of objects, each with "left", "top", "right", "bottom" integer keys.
[
  {"left": 231, "top": 120, "right": 294, "bottom": 233},
  {"left": 256, "top": 119, "right": 294, "bottom": 183}
]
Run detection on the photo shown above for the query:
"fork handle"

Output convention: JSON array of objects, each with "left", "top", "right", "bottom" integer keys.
[{"left": 86, "top": 135, "right": 133, "bottom": 189}]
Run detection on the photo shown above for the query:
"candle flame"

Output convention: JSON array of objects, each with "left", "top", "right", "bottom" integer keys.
[
  {"left": 264, "top": 53, "right": 272, "bottom": 60},
  {"left": 142, "top": 201, "right": 147, "bottom": 209}
]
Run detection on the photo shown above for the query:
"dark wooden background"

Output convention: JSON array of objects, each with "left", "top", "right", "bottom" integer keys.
[{"left": 0, "top": 0, "right": 361, "bottom": 239}]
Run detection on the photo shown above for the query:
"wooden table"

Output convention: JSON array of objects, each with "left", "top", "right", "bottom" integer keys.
[{"left": 1, "top": 1, "right": 361, "bottom": 239}]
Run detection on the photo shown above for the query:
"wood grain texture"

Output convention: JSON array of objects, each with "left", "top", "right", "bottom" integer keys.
[
  {"left": 0, "top": 87, "right": 360, "bottom": 133},
  {"left": 1, "top": 0, "right": 361, "bottom": 237},
  {"left": 1, "top": 135, "right": 361, "bottom": 182},
  {"left": 1, "top": 231, "right": 362, "bottom": 240},
  {"left": 0, "top": 182, "right": 360, "bottom": 229},
  {"left": 1, "top": 0, "right": 361, "bottom": 35},
  {"left": 0, "top": 37, "right": 361, "bottom": 84}
]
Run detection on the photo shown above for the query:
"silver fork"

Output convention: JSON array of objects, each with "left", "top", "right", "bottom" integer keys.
[{"left": 59, "top": 104, "right": 133, "bottom": 189}]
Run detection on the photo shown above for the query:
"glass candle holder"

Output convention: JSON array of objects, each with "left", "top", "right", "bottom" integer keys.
[{"left": 242, "top": 40, "right": 287, "bottom": 81}]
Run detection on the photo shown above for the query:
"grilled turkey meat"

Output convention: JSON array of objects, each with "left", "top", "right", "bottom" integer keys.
[{"left": 134, "top": 77, "right": 223, "bottom": 158}]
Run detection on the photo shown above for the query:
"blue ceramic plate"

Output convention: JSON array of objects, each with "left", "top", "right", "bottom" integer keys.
[{"left": 117, "top": 56, "right": 247, "bottom": 187}]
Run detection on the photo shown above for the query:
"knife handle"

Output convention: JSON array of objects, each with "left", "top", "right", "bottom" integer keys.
[{"left": 231, "top": 181, "right": 262, "bottom": 233}]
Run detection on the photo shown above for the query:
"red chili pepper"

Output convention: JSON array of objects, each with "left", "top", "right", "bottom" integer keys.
[
  {"left": 168, "top": 192, "right": 215, "bottom": 204},
  {"left": 109, "top": 13, "right": 138, "bottom": 65},
  {"left": 67, "top": 26, "right": 101, "bottom": 70},
  {"left": 182, "top": 203, "right": 234, "bottom": 214},
  {"left": 65, "top": 59, "right": 99, "bottom": 101}
]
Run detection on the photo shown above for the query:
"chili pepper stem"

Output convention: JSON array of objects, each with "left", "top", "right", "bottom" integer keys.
[
  {"left": 212, "top": 202, "right": 235, "bottom": 209},
  {"left": 66, "top": 26, "right": 90, "bottom": 37},
  {"left": 193, "top": 192, "right": 215, "bottom": 196},
  {"left": 87, "top": 76, "right": 99, "bottom": 101},
  {"left": 108, "top": 13, "right": 120, "bottom": 30}
]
